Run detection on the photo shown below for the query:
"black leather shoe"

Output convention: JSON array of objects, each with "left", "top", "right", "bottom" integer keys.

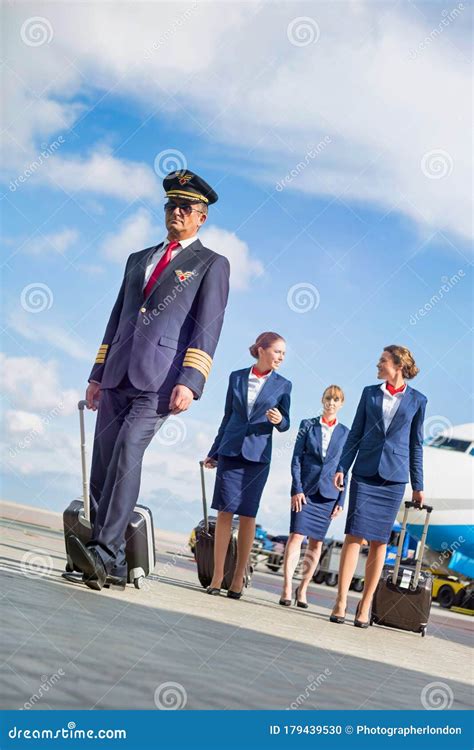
[
  {"left": 104, "top": 575, "right": 127, "bottom": 591},
  {"left": 279, "top": 597, "right": 291, "bottom": 606},
  {"left": 61, "top": 570, "right": 83, "bottom": 584},
  {"left": 68, "top": 536, "right": 107, "bottom": 591},
  {"left": 354, "top": 601, "right": 370, "bottom": 628},
  {"left": 227, "top": 589, "right": 243, "bottom": 599},
  {"left": 294, "top": 586, "right": 309, "bottom": 609},
  {"left": 206, "top": 587, "right": 221, "bottom": 595}
]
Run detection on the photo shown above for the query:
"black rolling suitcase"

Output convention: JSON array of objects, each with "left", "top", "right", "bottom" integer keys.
[
  {"left": 63, "top": 399, "right": 156, "bottom": 589},
  {"left": 371, "top": 501, "right": 433, "bottom": 636},
  {"left": 194, "top": 460, "right": 251, "bottom": 590}
]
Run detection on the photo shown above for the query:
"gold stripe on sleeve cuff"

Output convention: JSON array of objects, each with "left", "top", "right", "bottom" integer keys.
[
  {"left": 182, "top": 360, "right": 210, "bottom": 380},
  {"left": 183, "top": 353, "right": 211, "bottom": 373},
  {"left": 185, "top": 348, "right": 212, "bottom": 366}
]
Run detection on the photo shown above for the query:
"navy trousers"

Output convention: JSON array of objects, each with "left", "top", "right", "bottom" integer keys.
[{"left": 88, "top": 372, "right": 169, "bottom": 574}]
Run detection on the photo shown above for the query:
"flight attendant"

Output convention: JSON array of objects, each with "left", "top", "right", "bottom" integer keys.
[
  {"left": 331, "top": 345, "right": 427, "bottom": 627},
  {"left": 279, "top": 386, "right": 349, "bottom": 608},
  {"left": 203, "top": 332, "right": 292, "bottom": 599}
]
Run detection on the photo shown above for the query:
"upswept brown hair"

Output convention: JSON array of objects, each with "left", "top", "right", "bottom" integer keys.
[
  {"left": 249, "top": 332, "right": 285, "bottom": 359},
  {"left": 384, "top": 345, "right": 420, "bottom": 379},
  {"left": 322, "top": 385, "right": 345, "bottom": 402}
]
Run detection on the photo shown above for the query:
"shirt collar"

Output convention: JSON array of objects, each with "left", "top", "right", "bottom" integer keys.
[
  {"left": 320, "top": 416, "right": 338, "bottom": 428},
  {"left": 249, "top": 366, "right": 272, "bottom": 381},
  {"left": 380, "top": 381, "right": 406, "bottom": 397},
  {"left": 158, "top": 235, "right": 198, "bottom": 252}
]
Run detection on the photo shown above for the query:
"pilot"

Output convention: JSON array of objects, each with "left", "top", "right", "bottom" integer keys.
[{"left": 68, "top": 170, "right": 231, "bottom": 591}]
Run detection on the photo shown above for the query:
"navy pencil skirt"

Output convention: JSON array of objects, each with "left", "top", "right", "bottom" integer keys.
[
  {"left": 290, "top": 491, "right": 337, "bottom": 541},
  {"left": 210, "top": 452, "right": 270, "bottom": 518},
  {"left": 345, "top": 473, "right": 406, "bottom": 543}
]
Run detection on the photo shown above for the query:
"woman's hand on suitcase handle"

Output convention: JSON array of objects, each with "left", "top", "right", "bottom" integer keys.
[
  {"left": 412, "top": 490, "right": 424, "bottom": 508},
  {"left": 334, "top": 472, "right": 345, "bottom": 491},
  {"left": 203, "top": 456, "right": 218, "bottom": 469},
  {"left": 291, "top": 493, "right": 306, "bottom": 512},
  {"left": 85, "top": 382, "right": 101, "bottom": 411}
]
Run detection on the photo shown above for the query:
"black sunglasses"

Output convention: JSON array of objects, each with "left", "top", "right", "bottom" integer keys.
[{"left": 164, "top": 201, "right": 205, "bottom": 216}]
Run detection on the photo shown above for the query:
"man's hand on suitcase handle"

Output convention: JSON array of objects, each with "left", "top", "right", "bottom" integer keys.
[
  {"left": 85, "top": 382, "right": 101, "bottom": 411},
  {"left": 203, "top": 457, "right": 218, "bottom": 469}
]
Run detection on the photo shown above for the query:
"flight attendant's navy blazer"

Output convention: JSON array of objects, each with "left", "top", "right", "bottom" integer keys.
[
  {"left": 337, "top": 384, "right": 427, "bottom": 490},
  {"left": 208, "top": 367, "right": 292, "bottom": 463},
  {"left": 291, "top": 417, "right": 350, "bottom": 506}
]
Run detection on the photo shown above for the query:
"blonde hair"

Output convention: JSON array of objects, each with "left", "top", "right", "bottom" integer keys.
[
  {"left": 384, "top": 345, "right": 420, "bottom": 379},
  {"left": 322, "top": 385, "right": 345, "bottom": 402},
  {"left": 249, "top": 332, "right": 285, "bottom": 359}
]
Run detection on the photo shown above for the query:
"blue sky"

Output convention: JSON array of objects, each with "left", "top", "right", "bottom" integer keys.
[{"left": 1, "top": 1, "right": 472, "bottom": 536}]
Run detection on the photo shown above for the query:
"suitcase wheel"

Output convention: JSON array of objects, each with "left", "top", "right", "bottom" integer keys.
[
  {"left": 134, "top": 576, "right": 146, "bottom": 589},
  {"left": 421, "top": 626, "right": 427, "bottom": 637}
]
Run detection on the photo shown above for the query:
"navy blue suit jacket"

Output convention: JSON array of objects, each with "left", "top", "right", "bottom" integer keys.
[
  {"left": 337, "top": 384, "right": 427, "bottom": 490},
  {"left": 291, "top": 418, "right": 350, "bottom": 506},
  {"left": 88, "top": 239, "right": 230, "bottom": 409},
  {"left": 208, "top": 368, "right": 292, "bottom": 463}
]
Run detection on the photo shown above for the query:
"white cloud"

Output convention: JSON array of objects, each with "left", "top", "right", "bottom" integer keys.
[
  {"left": 0, "top": 353, "right": 80, "bottom": 414},
  {"left": 5, "top": 410, "right": 45, "bottom": 435},
  {"left": 24, "top": 227, "right": 79, "bottom": 255},
  {"left": 200, "top": 226, "right": 264, "bottom": 290},
  {"left": 99, "top": 207, "right": 163, "bottom": 264},
  {"left": 2, "top": 2, "right": 470, "bottom": 241},
  {"left": 7, "top": 312, "right": 90, "bottom": 362}
]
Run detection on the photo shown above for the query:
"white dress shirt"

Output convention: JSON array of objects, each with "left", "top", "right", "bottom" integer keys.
[
  {"left": 143, "top": 234, "right": 198, "bottom": 287},
  {"left": 380, "top": 381, "right": 407, "bottom": 431},
  {"left": 320, "top": 417, "right": 338, "bottom": 458},
  {"left": 247, "top": 367, "right": 272, "bottom": 417}
]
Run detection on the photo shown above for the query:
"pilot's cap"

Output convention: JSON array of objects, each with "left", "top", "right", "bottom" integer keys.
[{"left": 163, "top": 170, "right": 218, "bottom": 205}]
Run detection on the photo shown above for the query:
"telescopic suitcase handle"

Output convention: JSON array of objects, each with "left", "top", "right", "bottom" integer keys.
[
  {"left": 77, "top": 399, "right": 99, "bottom": 523},
  {"left": 198, "top": 460, "right": 209, "bottom": 534},
  {"left": 392, "top": 500, "right": 433, "bottom": 588}
]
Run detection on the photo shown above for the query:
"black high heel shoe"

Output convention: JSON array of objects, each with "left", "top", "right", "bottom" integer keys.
[
  {"left": 294, "top": 585, "right": 309, "bottom": 609},
  {"left": 227, "top": 588, "right": 243, "bottom": 600},
  {"left": 279, "top": 596, "right": 292, "bottom": 606},
  {"left": 354, "top": 601, "right": 370, "bottom": 628},
  {"left": 329, "top": 605, "right": 347, "bottom": 624},
  {"left": 206, "top": 587, "right": 221, "bottom": 596}
]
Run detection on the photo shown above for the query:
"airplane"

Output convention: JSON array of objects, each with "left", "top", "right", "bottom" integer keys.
[{"left": 400, "top": 423, "right": 474, "bottom": 579}]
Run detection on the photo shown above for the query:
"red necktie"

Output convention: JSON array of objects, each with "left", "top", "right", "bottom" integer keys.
[
  {"left": 143, "top": 241, "right": 180, "bottom": 298},
  {"left": 386, "top": 382, "right": 405, "bottom": 395}
]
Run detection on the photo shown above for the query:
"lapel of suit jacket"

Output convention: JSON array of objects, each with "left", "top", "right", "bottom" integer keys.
[
  {"left": 373, "top": 386, "right": 386, "bottom": 434},
  {"left": 385, "top": 386, "right": 414, "bottom": 437},
  {"left": 312, "top": 417, "right": 323, "bottom": 456},
  {"left": 141, "top": 239, "right": 202, "bottom": 304}
]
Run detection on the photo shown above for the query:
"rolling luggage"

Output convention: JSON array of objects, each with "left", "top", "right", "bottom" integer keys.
[
  {"left": 63, "top": 399, "right": 156, "bottom": 589},
  {"left": 194, "top": 460, "right": 251, "bottom": 590},
  {"left": 371, "top": 500, "right": 433, "bottom": 636}
]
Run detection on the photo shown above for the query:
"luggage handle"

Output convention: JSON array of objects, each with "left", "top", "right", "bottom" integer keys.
[
  {"left": 78, "top": 399, "right": 99, "bottom": 522},
  {"left": 392, "top": 500, "right": 433, "bottom": 589},
  {"left": 199, "top": 460, "right": 209, "bottom": 534}
]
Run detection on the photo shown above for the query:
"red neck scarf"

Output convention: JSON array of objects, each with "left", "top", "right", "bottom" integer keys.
[
  {"left": 321, "top": 416, "right": 337, "bottom": 427},
  {"left": 386, "top": 381, "right": 406, "bottom": 395},
  {"left": 251, "top": 366, "right": 272, "bottom": 378}
]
